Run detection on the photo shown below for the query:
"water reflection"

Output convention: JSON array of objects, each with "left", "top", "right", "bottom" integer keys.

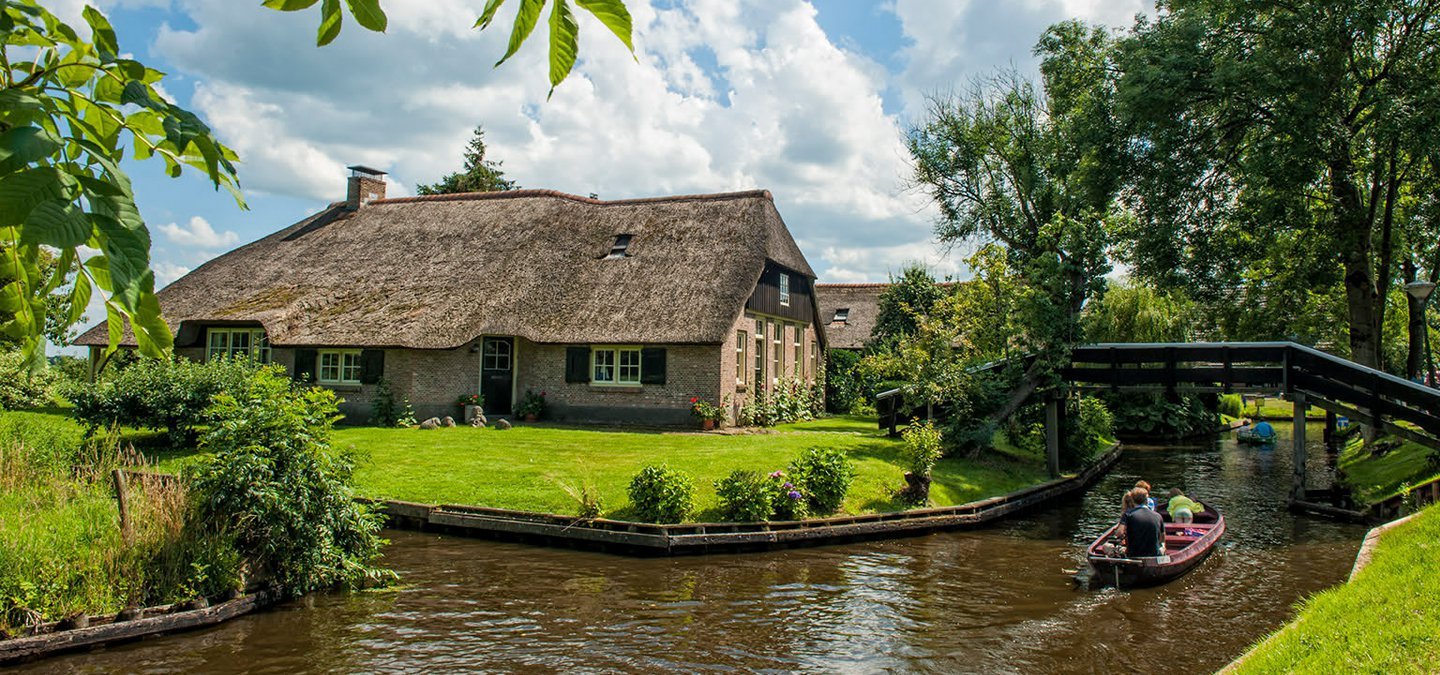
[{"left": 26, "top": 423, "right": 1364, "bottom": 674}]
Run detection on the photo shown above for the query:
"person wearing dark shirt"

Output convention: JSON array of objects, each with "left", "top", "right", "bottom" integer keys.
[{"left": 1121, "top": 487, "right": 1166, "bottom": 558}]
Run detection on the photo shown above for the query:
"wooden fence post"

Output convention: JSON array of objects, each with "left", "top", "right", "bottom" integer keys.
[{"left": 112, "top": 469, "right": 133, "bottom": 546}]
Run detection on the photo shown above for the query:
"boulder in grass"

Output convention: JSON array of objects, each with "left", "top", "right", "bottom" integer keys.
[
  {"left": 419, "top": 417, "right": 440, "bottom": 430},
  {"left": 441, "top": 416, "right": 456, "bottom": 427},
  {"left": 494, "top": 418, "right": 512, "bottom": 430}
]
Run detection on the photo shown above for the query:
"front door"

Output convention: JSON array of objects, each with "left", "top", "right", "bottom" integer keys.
[{"left": 480, "top": 337, "right": 514, "bottom": 415}]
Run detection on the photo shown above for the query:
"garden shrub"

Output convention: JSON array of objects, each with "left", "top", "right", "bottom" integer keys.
[
  {"left": 1218, "top": 393, "right": 1243, "bottom": 419},
  {"left": 1063, "top": 397, "right": 1114, "bottom": 469},
  {"left": 787, "top": 448, "right": 855, "bottom": 515},
  {"left": 187, "top": 365, "right": 392, "bottom": 597},
  {"left": 825, "top": 349, "right": 864, "bottom": 414},
  {"left": 738, "top": 379, "right": 824, "bottom": 427},
  {"left": 0, "top": 350, "right": 56, "bottom": 410},
  {"left": 902, "top": 419, "right": 944, "bottom": 477},
  {"left": 714, "top": 470, "right": 777, "bottom": 522},
  {"left": 69, "top": 356, "right": 260, "bottom": 445},
  {"left": 771, "top": 470, "right": 809, "bottom": 520},
  {"left": 626, "top": 465, "right": 696, "bottom": 523},
  {"left": 369, "top": 377, "right": 413, "bottom": 427},
  {"left": 1100, "top": 391, "right": 1212, "bottom": 438}
]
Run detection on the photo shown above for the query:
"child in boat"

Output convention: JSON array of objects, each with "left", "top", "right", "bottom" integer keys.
[
  {"left": 1166, "top": 488, "right": 1204, "bottom": 524},
  {"left": 1121, "top": 487, "right": 1165, "bottom": 558},
  {"left": 1135, "top": 480, "right": 1157, "bottom": 511}
]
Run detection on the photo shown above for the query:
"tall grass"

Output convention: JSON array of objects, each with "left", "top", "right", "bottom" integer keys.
[{"left": 0, "top": 414, "right": 240, "bottom": 636}]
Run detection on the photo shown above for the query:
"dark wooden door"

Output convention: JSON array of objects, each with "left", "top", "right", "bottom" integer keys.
[{"left": 481, "top": 337, "right": 514, "bottom": 415}]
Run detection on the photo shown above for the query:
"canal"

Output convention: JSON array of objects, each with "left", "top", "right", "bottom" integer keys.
[{"left": 27, "top": 423, "right": 1366, "bottom": 674}]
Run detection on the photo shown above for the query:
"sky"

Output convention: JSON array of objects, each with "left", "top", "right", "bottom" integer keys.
[{"left": 50, "top": 0, "right": 1152, "bottom": 345}]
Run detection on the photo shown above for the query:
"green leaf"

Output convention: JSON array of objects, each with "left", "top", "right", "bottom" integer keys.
[
  {"left": 0, "top": 125, "right": 63, "bottom": 174},
  {"left": 547, "top": 0, "right": 578, "bottom": 97},
  {"left": 120, "top": 80, "right": 156, "bottom": 109},
  {"left": 81, "top": 5, "right": 118, "bottom": 58},
  {"left": 345, "top": 0, "right": 387, "bottom": 32},
  {"left": 0, "top": 167, "right": 74, "bottom": 227},
  {"left": 475, "top": 0, "right": 507, "bottom": 29},
  {"left": 317, "top": 0, "right": 343, "bottom": 46},
  {"left": 576, "top": 0, "right": 632, "bottom": 53},
  {"left": 66, "top": 269, "right": 92, "bottom": 325},
  {"left": 22, "top": 200, "right": 92, "bottom": 248},
  {"left": 495, "top": 0, "right": 545, "bottom": 68},
  {"left": 84, "top": 255, "right": 114, "bottom": 292},
  {"left": 262, "top": 0, "right": 322, "bottom": 10}
]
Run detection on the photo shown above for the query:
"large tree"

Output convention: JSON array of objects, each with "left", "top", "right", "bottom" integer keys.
[
  {"left": 1116, "top": 0, "right": 1440, "bottom": 369},
  {"left": 417, "top": 126, "right": 517, "bottom": 195}
]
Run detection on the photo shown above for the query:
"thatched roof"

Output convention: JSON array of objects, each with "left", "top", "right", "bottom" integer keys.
[
  {"left": 77, "top": 189, "right": 815, "bottom": 349},
  {"left": 814, "top": 283, "right": 886, "bottom": 350}
]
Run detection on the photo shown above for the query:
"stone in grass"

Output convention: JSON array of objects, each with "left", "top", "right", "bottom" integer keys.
[
  {"left": 442, "top": 416, "right": 456, "bottom": 427},
  {"left": 419, "top": 417, "right": 440, "bottom": 430},
  {"left": 494, "top": 418, "right": 512, "bottom": 430}
]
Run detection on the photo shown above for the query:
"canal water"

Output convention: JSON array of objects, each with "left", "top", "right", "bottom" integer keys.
[{"left": 28, "top": 423, "right": 1365, "bottom": 674}]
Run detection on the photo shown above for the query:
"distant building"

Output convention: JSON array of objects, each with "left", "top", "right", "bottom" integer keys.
[{"left": 814, "top": 283, "right": 887, "bottom": 351}]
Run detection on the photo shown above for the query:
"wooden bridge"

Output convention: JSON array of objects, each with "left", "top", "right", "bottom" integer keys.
[{"left": 877, "top": 342, "right": 1440, "bottom": 509}]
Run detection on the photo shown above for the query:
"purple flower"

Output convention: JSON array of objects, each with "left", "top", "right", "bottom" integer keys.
[
  {"left": 769, "top": 470, "right": 784, "bottom": 479},
  {"left": 783, "top": 482, "right": 793, "bottom": 489},
  {"left": 787, "top": 490, "right": 802, "bottom": 500}
]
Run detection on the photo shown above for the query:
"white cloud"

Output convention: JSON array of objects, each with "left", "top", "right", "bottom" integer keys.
[
  {"left": 154, "top": 261, "right": 192, "bottom": 288},
  {"left": 158, "top": 215, "right": 239, "bottom": 249}
]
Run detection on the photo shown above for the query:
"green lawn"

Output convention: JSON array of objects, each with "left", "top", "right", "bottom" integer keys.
[
  {"left": 1233, "top": 504, "right": 1440, "bottom": 673},
  {"left": 1244, "top": 396, "right": 1328, "bottom": 420},
  {"left": 1338, "top": 434, "right": 1440, "bottom": 505}
]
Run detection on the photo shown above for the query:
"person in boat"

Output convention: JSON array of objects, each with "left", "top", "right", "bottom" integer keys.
[
  {"left": 1106, "top": 490, "right": 1140, "bottom": 557},
  {"left": 1135, "top": 480, "right": 1157, "bottom": 510},
  {"left": 1120, "top": 487, "right": 1166, "bottom": 558},
  {"left": 1166, "top": 488, "right": 1204, "bottom": 524},
  {"left": 1252, "top": 420, "right": 1276, "bottom": 439}
]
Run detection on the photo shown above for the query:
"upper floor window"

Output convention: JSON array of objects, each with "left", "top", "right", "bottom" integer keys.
[
  {"left": 606, "top": 234, "right": 634, "bottom": 259},
  {"left": 318, "top": 350, "right": 361, "bottom": 385},
  {"left": 833, "top": 308, "right": 849, "bottom": 324},
  {"left": 779, "top": 273, "right": 791, "bottom": 306},
  {"left": 207, "top": 327, "right": 270, "bottom": 363}
]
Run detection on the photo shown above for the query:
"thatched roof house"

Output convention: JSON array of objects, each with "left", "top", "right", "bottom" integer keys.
[
  {"left": 78, "top": 170, "right": 825, "bottom": 425},
  {"left": 814, "top": 283, "right": 887, "bottom": 350}
]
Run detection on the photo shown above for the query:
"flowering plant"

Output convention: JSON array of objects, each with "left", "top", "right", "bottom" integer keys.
[
  {"left": 689, "top": 397, "right": 726, "bottom": 423},
  {"left": 457, "top": 393, "right": 484, "bottom": 407},
  {"left": 515, "top": 390, "right": 547, "bottom": 417}
]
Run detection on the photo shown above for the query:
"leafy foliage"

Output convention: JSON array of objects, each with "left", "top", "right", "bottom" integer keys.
[
  {"left": 901, "top": 419, "right": 943, "bottom": 478},
  {"left": 1082, "top": 280, "right": 1196, "bottom": 343},
  {"left": 0, "top": 349, "right": 55, "bottom": 409},
  {"left": 416, "top": 125, "right": 516, "bottom": 195},
  {"left": 738, "top": 379, "right": 822, "bottom": 427},
  {"left": 713, "top": 469, "right": 776, "bottom": 522},
  {"left": 823, "top": 348, "right": 866, "bottom": 414},
  {"left": 1101, "top": 391, "right": 1211, "bottom": 438},
  {"left": 1, "top": 1, "right": 244, "bottom": 368},
  {"left": 67, "top": 357, "right": 261, "bottom": 445},
  {"left": 186, "top": 365, "right": 392, "bottom": 597},
  {"left": 625, "top": 464, "right": 695, "bottom": 523},
  {"left": 1064, "top": 396, "right": 1114, "bottom": 468},
  {"left": 872, "top": 265, "right": 946, "bottom": 346},
  {"left": 1218, "top": 394, "right": 1243, "bottom": 419},
  {"left": 786, "top": 448, "right": 855, "bottom": 516}
]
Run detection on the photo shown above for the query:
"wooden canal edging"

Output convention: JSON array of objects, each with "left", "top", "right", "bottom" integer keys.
[
  {"left": 369, "top": 443, "right": 1123, "bottom": 555},
  {"left": 0, "top": 590, "right": 277, "bottom": 666}
]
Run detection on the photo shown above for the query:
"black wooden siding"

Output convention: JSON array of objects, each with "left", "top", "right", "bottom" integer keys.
[{"left": 745, "top": 262, "right": 814, "bottom": 323}]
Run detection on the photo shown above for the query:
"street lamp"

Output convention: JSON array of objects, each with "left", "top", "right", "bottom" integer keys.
[{"left": 1406, "top": 280, "right": 1437, "bottom": 387}]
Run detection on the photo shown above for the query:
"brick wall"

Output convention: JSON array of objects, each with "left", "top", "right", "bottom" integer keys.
[
  {"left": 721, "top": 309, "right": 823, "bottom": 422},
  {"left": 516, "top": 338, "right": 723, "bottom": 426},
  {"left": 268, "top": 345, "right": 478, "bottom": 423}
]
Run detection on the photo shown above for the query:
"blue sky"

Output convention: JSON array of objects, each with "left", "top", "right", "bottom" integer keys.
[{"left": 54, "top": 0, "right": 1150, "bottom": 346}]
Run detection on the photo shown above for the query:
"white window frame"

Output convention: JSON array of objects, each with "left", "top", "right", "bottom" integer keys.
[
  {"left": 736, "top": 330, "right": 747, "bottom": 386},
  {"left": 771, "top": 321, "right": 782, "bottom": 386},
  {"left": 318, "top": 349, "right": 362, "bottom": 385},
  {"left": 753, "top": 318, "right": 765, "bottom": 391},
  {"left": 778, "top": 273, "right": 791, "bottom": 306},
  {"left": 206, "top": 327, "right": 270, "bottom": 363},
  {"left": 592, "top": 346, "right": 642, "bottom": 386},
  {"left": 794, "top": 326, "right": 804, "bottom": 378}
]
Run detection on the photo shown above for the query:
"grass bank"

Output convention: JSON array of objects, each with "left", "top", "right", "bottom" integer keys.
[
  {"left": 1337, "top": 434, "right": 1440, "bottom": 506},
  {"left": 1231, "top": 504, "right": 1440, "bottom": 673}
]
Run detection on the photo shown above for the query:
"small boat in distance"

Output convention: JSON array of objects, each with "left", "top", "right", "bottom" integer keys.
[
  {"left": 1086, "top": 503, "right": 1226, "bottom": 588},
  {"left": 1236, "top": 420, "right": 1278, "bottom": 446}
]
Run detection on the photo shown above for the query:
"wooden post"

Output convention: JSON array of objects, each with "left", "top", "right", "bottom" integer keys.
[
  {"left": 1323, "top": 410, "right": 1337, "bottom": 451},
  {"left": 1291, "top": 393, "right": 1308, "bottom": 503},
  {"left": 1045, "top": 394, "right": 1061, "bottom": 478},
  {"left": 111, "top": 469, "right": 133, "bottom": 546}
]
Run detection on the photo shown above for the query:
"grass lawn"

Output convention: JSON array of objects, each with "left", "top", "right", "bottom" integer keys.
[
  {"left": 1243, "top": 396, "right": 1328, "bottom": 420},
  {"left": 1233, "top": 504, "right": 1440, "bottom": 673},
  {"left": 1338, "top": 434, "right": 1440, "bottom": 505}
]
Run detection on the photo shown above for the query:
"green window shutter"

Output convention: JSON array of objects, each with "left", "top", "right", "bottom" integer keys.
[
  {"left": 294, "top": 348, "right": 318, "bottom": 382},
  {"left": 565, "top": 346, "right": 590, "bottom": 383},
  {"left": 641, "top": 347, "right": 666, "bottom": 385},
  {"left": 359, "top": 349, "right": 385, "bottom": 384}
]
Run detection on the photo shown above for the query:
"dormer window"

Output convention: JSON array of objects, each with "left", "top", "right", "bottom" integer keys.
[
  {"left": 779, "top": 273, "right": 791, "bottom": 306},
  {"left": 833, "top": 308, "right": 850, "bottom": 324},
  {"left": 606, "top": 234, "right": 633, "bottom": 259}
]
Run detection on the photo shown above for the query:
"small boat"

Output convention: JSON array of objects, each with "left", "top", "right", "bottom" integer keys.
[
  {"left": 1086, "top": 503, "right": 1226, "bottom": 588},
  {"left": 1236, "top": 422, "right": 1278, "bottom": 446}
]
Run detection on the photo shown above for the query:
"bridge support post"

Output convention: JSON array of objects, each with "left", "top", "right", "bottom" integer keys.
[
  {"left": 1292, "top": 393, "right": 1308, "bottom": 502},
  {"left": 1045, "top": 394, "right": 1061, "bottom": 478}
]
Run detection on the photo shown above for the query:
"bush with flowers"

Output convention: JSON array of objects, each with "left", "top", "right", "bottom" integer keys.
[
  {"left": 456, "top": 393, "right": 484, "bottom": 408},
  {"left": 515, "top": 390, "right": 547, "bottom": 418},
  {"left": 769, "top": 470, "right": 809, "bottom": 520},
  {"left": 787, "top": 447, "right": 855, "bottom": 515},
  {"left": 689, "top": 397, "right": 726, "bottom": 424}
]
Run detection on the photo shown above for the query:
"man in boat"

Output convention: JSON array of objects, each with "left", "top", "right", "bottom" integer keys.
[
  {"left": 1166, "top": 488, "right": 1204, "bottom": 524},
  {"left": 1120, "top": 487, "right": 1165, "bottom": 558}
]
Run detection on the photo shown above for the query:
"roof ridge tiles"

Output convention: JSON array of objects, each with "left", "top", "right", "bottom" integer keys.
[{"left": 370, "top": 188, "right": 773, "bottom": 206}]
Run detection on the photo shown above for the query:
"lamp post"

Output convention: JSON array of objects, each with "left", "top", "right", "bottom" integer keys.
[{"left": 1406, "top": 280, "right": 1437, "bottom": 387}]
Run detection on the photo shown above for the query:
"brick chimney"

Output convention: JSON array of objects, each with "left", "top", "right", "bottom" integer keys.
[{"left": 345, "top": 165, "right": 387, "bottom": 210}]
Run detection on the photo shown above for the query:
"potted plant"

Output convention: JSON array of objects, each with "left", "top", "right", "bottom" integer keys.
[
  {"left": 690, "top": 397, "right": 726, "bottom": 430},
  {"left": 515, "top": 390, "right": 546, "bottom": 422},
  {"left": 457, "top": 393, "right": 484, "bottom": 424}
]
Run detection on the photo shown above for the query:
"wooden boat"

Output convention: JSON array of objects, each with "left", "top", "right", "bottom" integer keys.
[
  {"left": 1236, "top": 426, "right": 1277, "bottom": 445},
  {"left": 1086, "top": 503, "right": 1225, "bottom": 588}
]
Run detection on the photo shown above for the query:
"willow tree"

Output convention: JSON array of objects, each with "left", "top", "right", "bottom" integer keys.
[
  {"left": 1116, "top": 0, "right": 1440, "bottom": 370},
  {"left": 907, "top": 21, "right": 1121, "bottom": 424}
]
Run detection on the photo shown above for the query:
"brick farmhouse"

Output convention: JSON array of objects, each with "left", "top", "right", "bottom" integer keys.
[{"left": 76, "top": 169, "right": 825, "bottom": 426}]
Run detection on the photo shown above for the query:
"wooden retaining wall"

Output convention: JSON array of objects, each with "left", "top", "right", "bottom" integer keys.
[{"left": 370, "top": 444, "right": 1123, "bottom": 555}]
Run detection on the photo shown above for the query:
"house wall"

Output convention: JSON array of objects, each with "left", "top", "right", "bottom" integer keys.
[
  {"left": 722, "top": 308, "right": 822, "bottom": 423},
  {"left": 515, "top": 339, "right": 723, "bottom": 426},
  {"left": 266, "top": 345, "right": 478, "bottom": 424}
]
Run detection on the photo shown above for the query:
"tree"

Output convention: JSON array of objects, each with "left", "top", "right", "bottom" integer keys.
[
  {"left": 871, "top": 264, "right": 945, "bottom": 346},
  {"left": 416, "top": 125, "right": 516, "bottom": 195},
  {"left": 1115, "top": 0, "right": 1440, "bottom": 370}
]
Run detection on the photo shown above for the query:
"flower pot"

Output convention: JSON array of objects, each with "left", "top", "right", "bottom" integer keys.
[
  {"left": 523, "top": 413, "right": 538, "bottom": 422},
  {"left": 701, "top": 419, "right": 716, "bottom": 431}
]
